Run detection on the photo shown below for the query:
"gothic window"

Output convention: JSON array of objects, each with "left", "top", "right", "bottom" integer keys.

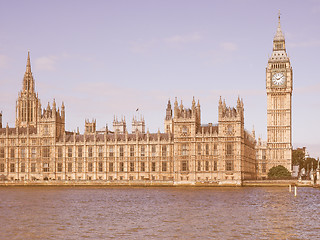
[
  {"left": 205, "top": 161, "right": 209, "bottom": 171},
  {"left": 68, "top": 162, "right": 72, "bottom": 172},
  {"left": 76, "top": 147, "right": 82, "bottom": 158},
  {"left": 44, "top": 125, "right": 49, "bottom": 135},
  {"left": 0, "top": 148, "right": 4, "bottom": 159},
  {"left": 225, "top": 160, "right": 234, "bottom": 171},
  {"left": 214, "top": 161, "right": 217, "bottom": 171},
  {"left": 162, "top": 145, "right": 167, "bottom": 157},
  {"left": 88, "top": 162, "right": 93, "bottom": 172},
  {"left": 78, "top": 162, "right": 82, "bottom": 172},
  {"left": 141, "top": 162, "right": 145, "bottom": 172},
  {"left": 197, "top": 144, "right": 201, "bottom": 155},
  {"left": 109, "top": 146, "right": 114, "bottom": 157},
  {"left": 98, "top": 162, "right": 103, "bottom": 172},
  {"left": 182, "top": 144, "right": 187, "bottom": 156},
  {"left": 182, "top": 126, "right": 188, "bottom": 134},
  {"left": 88, "top": 147, "right": 93, "bottom": 158},
  {"left": 226, "top": 143, "right": 233, "bottom": 155},
  {"left": 205, "top": 144, "right": 209, "bottom": 156},
  {"left": 130, "top": 162, "right": 134, "bottom": 172},
  {"left": 42, "top": 147, "right": 50, "bottom": 158},
  {"left": 141, "top": 146, "right": 145, "bottom": 157},
  {"left": 130, "top": 146, "right": 134, "bottom": 157},
  {"left": 98, "top": 146, "right": 103, "bottom": 158},
  {"left": 10, "top": 163, "right": 15, "bottom": 172},
  {"left": 119, "top": 162, "right": 124, "bottom": 172},
  {"left": 181, "top": 161, "right": 188, "bottom": 172},
  {"left": 151, "top": 162, "right": 156, "bottom": 172},
  {"left": 10, "top": 148, "right": 15, "bottom": 159},
  {"left": 57, "top": 163, "right": 63, "bottom": 172},
  {"left": 31, "top": 163, "right": 36, "bottom": 172},
  {"left": 31, "top": 148, "right": 36, "bottom": 159},
  {"left": 21, "top": 163, "right": 25, "bottom": 172},
  {"left": 262, "top": 163, "right": 266, "bottom": 173},
  {"left": 43, "top": 163, "right": 49, "bottom": 172},
  {"left": 0, "top": 163, "right": 4, "bottom": 172},
  {"left": 109, "top": 162, "right": 114, "bottom": 172},
  {"left": 119, "top": 146, "right": 124, "bottom": 157},
  {"left": 197, "top": 161, "right": 201, "bottom": 171},
  {"left": 162, "top": 162, "right": 167, "bottom": 172},
  {"left": 56, "top": 147, "right": 62, "bottom": 158},
  {"left": 151, "top": 145, "right": 156, "bottom": 157},
  {"left": 68, "top": 147, "right": 72, "bottom": 158},
  {"left": 213, "top": 144, "right": 217, "bottom": 155}
]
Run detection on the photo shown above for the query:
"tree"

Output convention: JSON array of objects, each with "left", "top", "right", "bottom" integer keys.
[
  {"left": 292, "top": 149, "right": 305, "bottom": 177},
  {"left": 268, "top": 165, "right": 291, "bottom": 179},
  {"left": 305, "top": 157, "right": 317, "bottom": 178}
]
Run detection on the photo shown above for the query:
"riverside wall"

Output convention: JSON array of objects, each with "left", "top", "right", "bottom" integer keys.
[{"left": 0, "top": 179, "right": 316, "bottom": 187}]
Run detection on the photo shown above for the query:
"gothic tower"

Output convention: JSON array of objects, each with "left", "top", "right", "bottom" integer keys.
[
  {"left": 164, "top": 99, "right": 173, "bottom": 133},
  {"left": 15, "top": 51, "right": 40, "bottom": 128},
  {"left": 266, "top": 13, "right": 293, "bottom": 172}
]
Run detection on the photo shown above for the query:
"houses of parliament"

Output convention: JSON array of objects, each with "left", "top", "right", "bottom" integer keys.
[{"left": 0, "top": 15, "right": 292, "bottom": 185}]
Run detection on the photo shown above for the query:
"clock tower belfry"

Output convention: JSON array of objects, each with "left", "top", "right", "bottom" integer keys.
[{"left": 266, "top": 13, "right": 293, "bottom": 172}]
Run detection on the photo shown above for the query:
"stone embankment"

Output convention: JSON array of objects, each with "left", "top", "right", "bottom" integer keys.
[
  {"left": 0, "top": 179, "right": 317, "bottom": 187},
  {"left": 242, "top": 180, "right": 314, "bottom": 187}
]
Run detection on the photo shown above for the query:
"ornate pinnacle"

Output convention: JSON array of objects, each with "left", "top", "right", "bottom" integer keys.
[{"left": 26, "top": 50, "right": 31, "bottom": 73}]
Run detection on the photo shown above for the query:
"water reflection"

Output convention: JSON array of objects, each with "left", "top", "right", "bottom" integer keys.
[{"left": 0, "top": 187, "right": 319, "bottom": 239}]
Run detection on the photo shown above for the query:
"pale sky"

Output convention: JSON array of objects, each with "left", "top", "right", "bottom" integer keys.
[{"left": 0, "top": 0, "right": 320, "bottom": 157}]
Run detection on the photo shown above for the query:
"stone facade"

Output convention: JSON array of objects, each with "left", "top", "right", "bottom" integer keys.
[{"left": 0, "top": 53, "right": 256, "bottom": 185}]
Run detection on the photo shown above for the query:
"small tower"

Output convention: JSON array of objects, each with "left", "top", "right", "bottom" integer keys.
[
  {"left": 15, "top": 51, "right": 40, "bottom": 128},
  {"left": 113, "top": 116, "right": 126, "bottom": 134},
  {"left": 172, "top": 97, "right": 201, "bottom": 136},
  {"left": 164, "top": 99, "right": 173, "bottom": 133},
  {"left": 132, "top": 115, "right": 145, "bottom": 134},
  {"left": 252, "top": 125, "right": 256, "bottom": 139},
  {"left": 174, "top": 97, "right": 179, "bottom": 118},
  {"left": 85, "top": 119, "right": 96, "bottom": 134},
  {"left": 218, "top": 97, "right": 244, "bottom": 138}
]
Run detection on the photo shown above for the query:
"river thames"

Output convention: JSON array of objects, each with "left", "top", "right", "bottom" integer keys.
[{"left": 0, "top": 186, "right": 319, "bottom": 239}]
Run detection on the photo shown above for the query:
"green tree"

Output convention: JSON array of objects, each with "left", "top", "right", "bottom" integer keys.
[
  {"left": 292, "top": 149, "right": 305, "bottom": 176},
  {"left": 305, "top": 157, "right": 317, "bottom": 177},
  {"left": 268, "top": 165, "right": 291, "bottom": 179}
]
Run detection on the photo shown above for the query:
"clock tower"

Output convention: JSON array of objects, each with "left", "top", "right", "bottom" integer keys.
[{"left": 266, "top": 13, "right": 293, "bottom": 172}]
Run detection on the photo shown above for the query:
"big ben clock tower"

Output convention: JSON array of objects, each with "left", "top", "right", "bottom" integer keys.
[{"left": 266, "top": 13, "right": 293, "bottom": 172}]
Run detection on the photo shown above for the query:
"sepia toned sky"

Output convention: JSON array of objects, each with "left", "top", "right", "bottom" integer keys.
[{"left": 0, "top": 0, "right": 320, "bottom": 157}]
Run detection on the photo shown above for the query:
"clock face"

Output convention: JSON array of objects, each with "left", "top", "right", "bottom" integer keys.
[{"left": 272, "top": 72, "right": 286, "bottom": 86}]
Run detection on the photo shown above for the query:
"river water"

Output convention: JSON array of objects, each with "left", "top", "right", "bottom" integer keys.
[{"left": 0, "top": 187, "right": 319, "bottom": 239}]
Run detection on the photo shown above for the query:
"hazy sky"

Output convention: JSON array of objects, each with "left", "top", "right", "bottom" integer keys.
[{"left": 0, "top": 0, "right": 320, "bottom": 157}]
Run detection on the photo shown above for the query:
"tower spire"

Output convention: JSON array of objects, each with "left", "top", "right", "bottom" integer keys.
[
  {"left": 26, "top": 50, "right": 31, "bottom": 73},
  {"left": 274, "top": 10, "right": 285, "bottom": 42},
  {"left": 22, "top": 51, "right": 35, "bottom": 92}
]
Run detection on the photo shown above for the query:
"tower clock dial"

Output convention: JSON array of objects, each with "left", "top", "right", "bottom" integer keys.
[{"left": 272, "top": 72, "right": 286, "bottom": 86}]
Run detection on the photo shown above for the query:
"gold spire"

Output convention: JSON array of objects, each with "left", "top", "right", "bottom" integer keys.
[
  {"left": 26, "top": 50, "right": 31, "bottom": 73},
  {"left": 22, "top": 51, "right": 35, "bottom": 92},
  {"left": 274, "top": 10, "right": 285, "bottom": 41}
]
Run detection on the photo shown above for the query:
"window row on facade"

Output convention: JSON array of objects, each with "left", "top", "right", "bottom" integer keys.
[
  {"left": 0, "top": 159, "right": 234, "bottom": 173},
  {"left": 0, "top": 143, "right": 234, "bottom": 159}
]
